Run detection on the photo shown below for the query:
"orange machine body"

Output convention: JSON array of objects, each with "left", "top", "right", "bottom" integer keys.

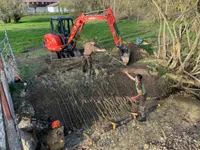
[{"left": 44, "top": 34, "right": 64, "bottom": 52}]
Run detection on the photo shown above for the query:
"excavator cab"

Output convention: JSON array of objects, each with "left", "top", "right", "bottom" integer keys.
[
  {"left": 47, "top": 16, "right": 76, "bottom": 58},
  {"left": 50, "top": 16, "right": 73, "bottom": 44}
]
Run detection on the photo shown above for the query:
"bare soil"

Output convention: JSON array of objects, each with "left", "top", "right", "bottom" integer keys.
[
  {"left": 14, "top": 49, "right": 200, "bottom": 150},
  {"left": 87, "top": 94, "right": 200, "bottom": 150}
]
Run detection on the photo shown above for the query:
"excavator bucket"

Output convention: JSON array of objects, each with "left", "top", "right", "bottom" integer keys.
[
  {"left": 121, "top": 52, "right": 130, "bottom": 65},
  {"left": 120, "top": 42, "right": 135, "bottom": 65}
]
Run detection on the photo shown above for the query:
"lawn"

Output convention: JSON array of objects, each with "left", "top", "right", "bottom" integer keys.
[{"left": 0, "top": 14, "right": 159, "bottom": 55}]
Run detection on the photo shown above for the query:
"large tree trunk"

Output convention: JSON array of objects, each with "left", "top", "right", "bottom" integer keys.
[
  {"left": 2, "top": 16, "right": 11, "bottom": 23},
  {"left": 13, "top": 14, "right": 21, "bottom": 23}
]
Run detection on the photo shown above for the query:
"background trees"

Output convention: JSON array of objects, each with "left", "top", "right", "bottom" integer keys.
[
  {"left": 59, "top": 0, "right": 154, "bottom": 19},
  {"left": 0, "top": 0, "right": 27, "bottom": 23},
  {"left": 151, "top": 0, "right": 200, "bottom": 97}
]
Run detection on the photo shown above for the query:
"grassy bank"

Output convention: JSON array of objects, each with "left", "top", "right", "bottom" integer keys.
[{"left": 0, "top": 14, "right": 159, "bottom": 55}]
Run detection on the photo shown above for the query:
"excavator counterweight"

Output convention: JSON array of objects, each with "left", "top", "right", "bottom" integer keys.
[{"left": 43, "top": 8, "right": 131, "bottom": 65}]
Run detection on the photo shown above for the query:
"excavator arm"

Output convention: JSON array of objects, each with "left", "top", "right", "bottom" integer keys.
[{"left": 67, "top": 8, "right": 122, "bottom": 49}]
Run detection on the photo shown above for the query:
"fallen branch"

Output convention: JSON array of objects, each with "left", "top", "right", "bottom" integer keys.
[
  {"left": 183, "top": 70, "right": 200, "bottom": 83},
  {"left": 183, "top": 87, "right": 200, "bottom": 99},
  {"left": 166, "top": 73, "right": 200, "bottom": 87}
]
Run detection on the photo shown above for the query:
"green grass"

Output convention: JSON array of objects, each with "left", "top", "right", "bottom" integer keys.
[
  {"left": 0, "top": 15, "right": 52, "bottom": 54},
  {"left": 0, "top": 14, "right": 159, "bottom": 55},
  {"left": 80, "top": 19, "right": 159, "bottom": 52}
]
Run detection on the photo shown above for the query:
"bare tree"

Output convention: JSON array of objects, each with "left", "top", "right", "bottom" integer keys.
[
  {"left": 59, "top": 0, "right": 154, "bottom": 19},
  {"left": 152, "top": 0, "right": 200, "bottom": 97}
]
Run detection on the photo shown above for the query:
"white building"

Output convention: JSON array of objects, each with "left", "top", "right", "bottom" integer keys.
[{"left": 47, "top": 2, "right": 67, "bottom": 13}]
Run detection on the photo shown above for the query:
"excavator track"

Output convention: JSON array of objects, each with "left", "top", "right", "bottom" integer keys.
[{"left": 49, "top": 48, "right": 84, "bottom": 62}]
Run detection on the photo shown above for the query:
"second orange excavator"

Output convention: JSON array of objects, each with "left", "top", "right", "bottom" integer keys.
[{"left": 43, "top": 8, "right": 131, "bottom": 65}]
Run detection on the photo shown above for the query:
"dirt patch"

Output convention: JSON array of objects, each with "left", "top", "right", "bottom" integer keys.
[
  {"left": 61, "top": 94, "right": 200, "bottom": 150},
  {"left": 110, "top": 43, "right": 150, "bottom": 66},
  {"left": 19, "top": 52, "right": 169, "bottom": 130},
  {"left": 81, "top": 94, "right": 200, "bottom": 150},
  {"left": 14, "top": 49, "right": 176, "bottom": 149}
]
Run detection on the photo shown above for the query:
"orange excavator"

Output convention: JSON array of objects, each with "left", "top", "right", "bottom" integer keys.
[{"left": 44, "top": 8, "right": 131, "bottom": 65}]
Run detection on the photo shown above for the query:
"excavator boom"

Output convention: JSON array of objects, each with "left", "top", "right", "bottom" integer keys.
[{"left": 67, "top": 8, "right": 122, "bottom": 48}]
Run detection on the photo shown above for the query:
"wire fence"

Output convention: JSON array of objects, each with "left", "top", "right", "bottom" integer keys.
[{"left": 0, "top": 19, "right": 22, "bottom": 149}]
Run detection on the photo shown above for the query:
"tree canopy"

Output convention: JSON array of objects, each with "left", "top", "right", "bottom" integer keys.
[{"left": 0, "top": 0, "right": 27, "bottom": 23}]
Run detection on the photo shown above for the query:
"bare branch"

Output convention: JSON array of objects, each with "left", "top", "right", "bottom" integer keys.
[
  {"left": 166, "top": 73, "right": 200, "bottom": 87},
  {"left": 183, "top": 70, "right": 200, "bottom": 83},
  {"left": 192, "top": 50, "right": 200, "bottom": 72},
  {"left": 184, "top": 21, "right": 191, "bottom": 49},
  {"left": 181, "top": 28, "right": 200, "bottom": 70},
  {"left": 151, "top": 0, "right": 175, "bottom": 49},
  {"left": 157, "top": 14, "right": 162, "bottom": 58}
]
